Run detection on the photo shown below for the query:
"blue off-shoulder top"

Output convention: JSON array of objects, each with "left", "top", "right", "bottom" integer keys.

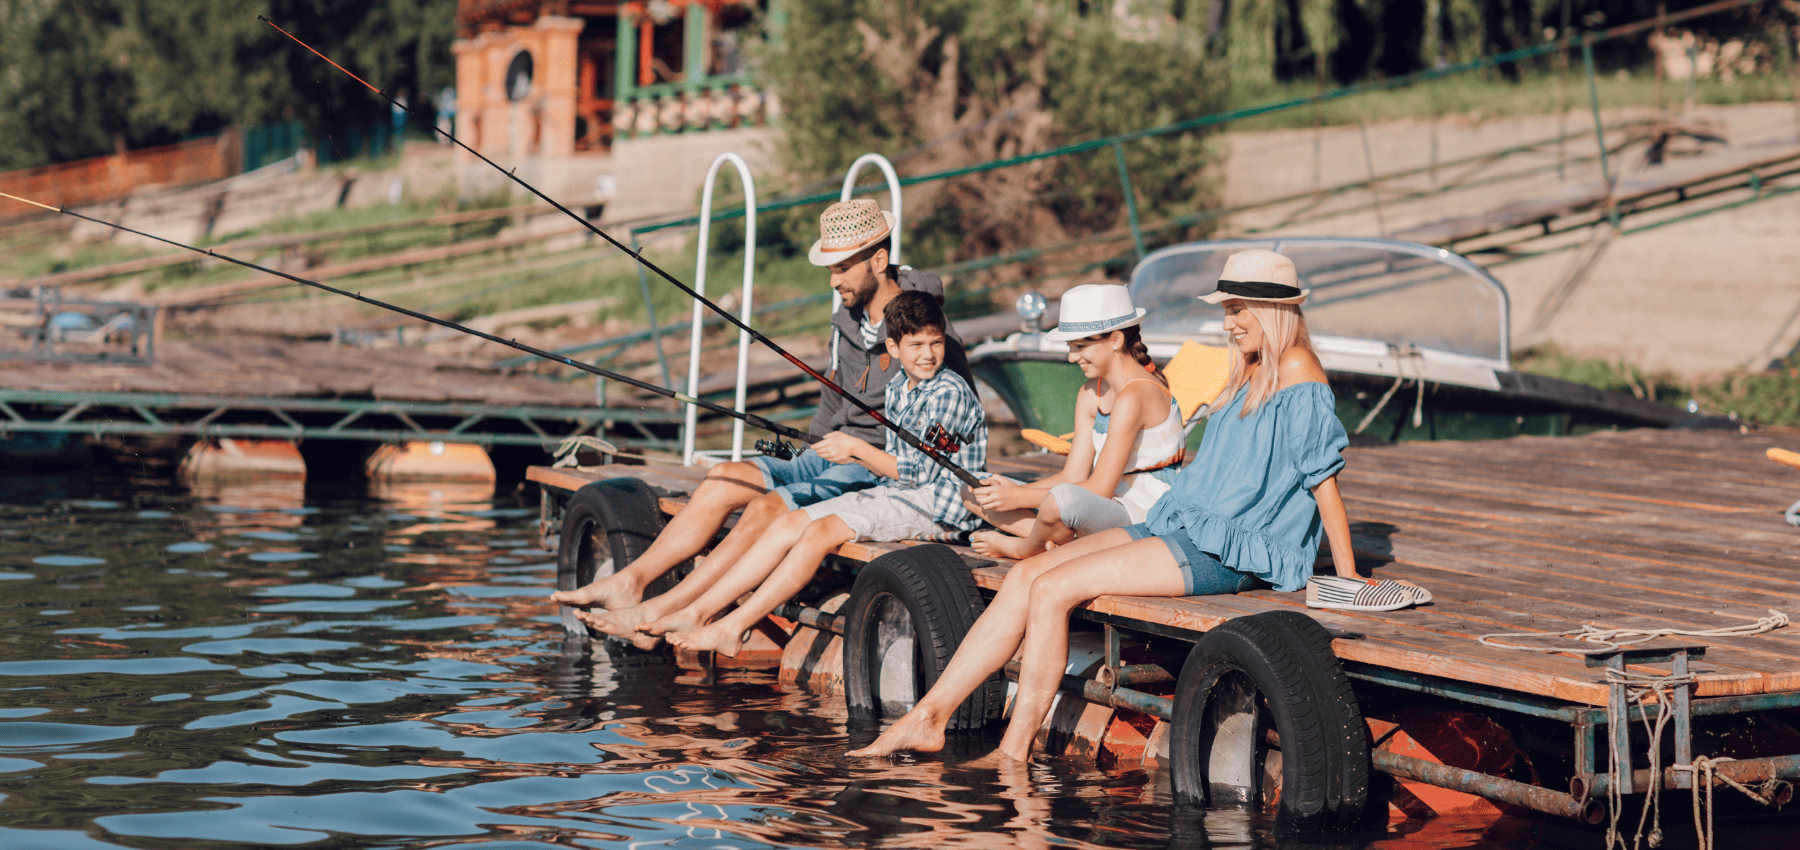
[{"left": 1141, "top": 381, "right": 1349, "bottom": 593}]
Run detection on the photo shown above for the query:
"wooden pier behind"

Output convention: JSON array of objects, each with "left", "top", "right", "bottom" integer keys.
[{"left": 533, "top": 426, "right": 1800, "bottom": 706}]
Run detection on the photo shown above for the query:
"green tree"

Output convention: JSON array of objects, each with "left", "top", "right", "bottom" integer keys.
[
  {"left": 762, "top": 0, "right": 1222, "bottom": 268},
  {"left": 0, "top": 0, "right": 454, "bottom": 171}
]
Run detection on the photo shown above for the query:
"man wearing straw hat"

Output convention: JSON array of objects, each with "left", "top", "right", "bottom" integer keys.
[{"left": 554, "top": 199, "right": 973, "bottom": 641}]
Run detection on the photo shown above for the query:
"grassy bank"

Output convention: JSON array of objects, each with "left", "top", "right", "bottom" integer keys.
[
  {"left": 1518, "top": 345, "right": 1800, "bottom": 428},
  {"left": 1222, "top": 70, "right": 1800, "bottom": 132}
]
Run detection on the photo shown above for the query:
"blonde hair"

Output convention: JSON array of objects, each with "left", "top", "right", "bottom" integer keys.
[{"left": 1221, "top": 301, "right": 1315, "bottom": 417}]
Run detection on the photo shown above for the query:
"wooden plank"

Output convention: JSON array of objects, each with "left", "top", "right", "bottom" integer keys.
[{"left": 1341, "top": 474, "right": 1800, "bottom": 566}]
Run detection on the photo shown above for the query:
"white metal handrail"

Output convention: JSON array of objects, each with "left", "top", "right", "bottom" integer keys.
[
  {"left": 684, "top": 152, "right": 757, "bottom": 465},
  {"left": 829, "top": 154, "right": 904, "bottom": 367}
]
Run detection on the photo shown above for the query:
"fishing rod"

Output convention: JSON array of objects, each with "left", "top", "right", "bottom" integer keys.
[
  {"left": 259, "top": 17, "right": 984, "bottom": 489},
  {"left": 0, "top": 189, "right": 817, "bottom": 456}
]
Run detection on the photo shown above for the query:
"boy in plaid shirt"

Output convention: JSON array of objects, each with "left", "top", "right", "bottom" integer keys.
[{"left": 659, "top": 291, "right": 987, "bottom": 656}]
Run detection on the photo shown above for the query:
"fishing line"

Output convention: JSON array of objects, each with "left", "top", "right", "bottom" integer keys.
[
  {"left": 0, "top": 189, "right": 816, "bottom": 448},
  {"left": 259, "top": 16, "right": 982, "bottom": 488}
]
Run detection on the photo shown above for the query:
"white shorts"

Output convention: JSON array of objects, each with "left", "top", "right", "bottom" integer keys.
[{"left": 801, "top": 484, "right": 949, "bottom": 542}]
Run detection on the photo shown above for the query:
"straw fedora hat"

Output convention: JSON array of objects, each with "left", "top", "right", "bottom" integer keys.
[
  {"left": 809, "top": 199, "right": 897, "bottom": 266},
  {"left": 1043, "top": 284, "right": 1146, "bottom": 342},
  {"left": 1199, "top": 249, "right": 1310, "bottom": 305}
]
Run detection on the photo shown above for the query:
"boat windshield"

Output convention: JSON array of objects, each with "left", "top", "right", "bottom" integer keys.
[{"left": 1128, "top": 238, "right": 1511, "bottom": 365}]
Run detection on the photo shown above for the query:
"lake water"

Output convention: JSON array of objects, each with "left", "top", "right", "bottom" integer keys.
[{"left": 0, "top": 472, "right": 1752, "bottom": 850}]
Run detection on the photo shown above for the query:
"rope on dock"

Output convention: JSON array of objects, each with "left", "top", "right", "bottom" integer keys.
[
  {"left": 1480, "top": 611, "right": 1792, "bottom": 849},
  {"left": 551, "top": 436, "right": 674, "bottom": 468},
  {"left": 1477, "top": 610, "right": 1790, "bottom": 655}
]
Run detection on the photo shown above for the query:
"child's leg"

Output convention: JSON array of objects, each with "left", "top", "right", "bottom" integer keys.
[
  {"left": 667, "top": 515, "right": 856, "bottom": 656},
  {"left": 581, "top": 491, "right": 789, "bottom": 637},
  {"left": 641, "top": 506, "right": 813, "bottom": 636},
  {"left": 551, "top": 459, "right": 768, "bottom": 608}
]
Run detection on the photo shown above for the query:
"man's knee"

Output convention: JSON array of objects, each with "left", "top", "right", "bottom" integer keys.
[
  {"left": 770, "top": 507, "right": 814, "bottom": 537},
  {"left": 694, "top": 461, "right": 767, "bottom": 506},
  {"left": 741, "top": 491, "right": 789, "bottom": 523}
]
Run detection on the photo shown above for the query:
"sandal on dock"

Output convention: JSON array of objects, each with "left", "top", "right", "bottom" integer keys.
[{"left": 1305, "top": 576, "right": 1432, "bottom": 611}]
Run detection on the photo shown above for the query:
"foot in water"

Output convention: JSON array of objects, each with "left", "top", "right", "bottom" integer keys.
[
  {"left": 847, "top": 712, "right": 947, "bottom": 758},
  {"left": 959, "top": 748, "right": 1027, "bottom": 770},
  {"left": 574, "top": 608, "right": 661, "bottom": 650},
  {"left": 970, "top": 530, "right": 1042, "bottom": 561},
  {"left": 666, "top": 621, "right": 745, "bottom": 657},
  {"left": 549, "top": 573, "right": 643, "bottom": 609}
]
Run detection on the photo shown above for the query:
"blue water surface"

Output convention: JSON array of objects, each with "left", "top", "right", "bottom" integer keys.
[{"left": 0, "top": 472, "right": 1702, "bottom": 850}]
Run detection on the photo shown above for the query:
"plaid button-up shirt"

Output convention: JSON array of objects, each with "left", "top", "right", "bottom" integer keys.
[{"left": 883, "top": 367, "right": 987, "bottom": 531}]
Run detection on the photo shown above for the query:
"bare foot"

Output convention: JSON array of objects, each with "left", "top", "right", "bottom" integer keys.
[
  {"left": 575, "top": 608, "right": 660, "bottom": 650},
  {"left": 847, "top": 711, "right": 947, "bottom": 757},
  {"left": 666, "top": 621, "right": 746, "bottom": 657},
  {"left": 641, "top": 610, "right": 702, "bottom": 636},
  {"left": 959, "top": 747, "right": 1027, "bottom": 770},
  {"left": 970, "top": 530, "right": 1043, "bottom": 561},
  {"left": 549, "top": 572, "right": 644, "bottom": 609}
]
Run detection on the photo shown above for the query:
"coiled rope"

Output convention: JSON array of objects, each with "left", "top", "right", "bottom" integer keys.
[{"left": 1478, "top": 610, "right": 1789, "bottom": 654}]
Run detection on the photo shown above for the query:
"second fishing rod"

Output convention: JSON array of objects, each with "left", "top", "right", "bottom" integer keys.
[{"left": 260, "top": 17, "right": 984, "bottom": 490}]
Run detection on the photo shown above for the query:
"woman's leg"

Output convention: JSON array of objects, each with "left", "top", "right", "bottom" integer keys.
[
  {"left": 640, "top": 507, "right": 813, "bottom": 636},
  {"left": 668, "top": 515, "right": 858, "bottom": 656},
  {"left": 847, "top": 527, "right": 1135, "bottom": 757},
  {"left": 992, "top": 536, "right": 1188, "bottom": 762}
]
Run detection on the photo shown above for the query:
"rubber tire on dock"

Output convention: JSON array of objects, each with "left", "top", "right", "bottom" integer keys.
[
  {"left": 1170, "top": 611, "right": 1371, "bottom": 833},
  {"left": 556, "top": 478, "right": 670, "bottom": 642},
  {"left": 842, "top": 544, "right": 1001, "bottom": 732}
]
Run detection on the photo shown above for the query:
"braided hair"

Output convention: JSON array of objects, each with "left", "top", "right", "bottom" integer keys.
[{"left": 1080, "top": 326, "right": 1166, "bottom": 384}]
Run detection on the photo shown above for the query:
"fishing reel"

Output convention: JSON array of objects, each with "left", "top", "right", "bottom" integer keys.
[
  {"left": 924, "top": 423, "right": 974, "bottom": 454},
  {"left": 755, "top": 437, "right": 798, "bottom": 461}
]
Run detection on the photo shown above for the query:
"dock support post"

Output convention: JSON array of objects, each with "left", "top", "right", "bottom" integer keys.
[
  {"left": 1602, "top": 653, "right": 1634, "bottom": 795},
  {"left": 1672, "top": 649, "right": 1694, "bottom": 789}
]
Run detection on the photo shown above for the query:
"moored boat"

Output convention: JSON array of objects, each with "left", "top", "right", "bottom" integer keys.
[{"left": 969, "top": 237, "right": 1683, "bottom": 444}]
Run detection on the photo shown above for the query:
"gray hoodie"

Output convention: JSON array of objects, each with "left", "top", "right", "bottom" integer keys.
[{"left": 807, "top": 266, "right": 975, "bottom": 446}]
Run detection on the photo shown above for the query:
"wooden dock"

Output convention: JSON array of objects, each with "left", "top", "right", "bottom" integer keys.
[{"left": 533, "top": 425, "right": 1800, "bottom": 706}]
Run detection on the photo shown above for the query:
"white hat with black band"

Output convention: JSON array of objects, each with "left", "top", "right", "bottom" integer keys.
[{"left": 1199, "top": 249, "right": 1310, "bottom": 305}]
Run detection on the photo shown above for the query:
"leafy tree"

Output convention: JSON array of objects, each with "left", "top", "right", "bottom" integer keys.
[
  {"left": 0, "top": 0, "right": 454, "bottom": 171},
  {"left": 761, "top": 0, "right": 1223, "bottom": 269}
]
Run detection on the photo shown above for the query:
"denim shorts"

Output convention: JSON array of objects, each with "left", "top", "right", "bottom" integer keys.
[
  {"left": 1123, "top": 522, "right": 1265, "bottom": 597},
  {"left": 750, "top": 450, "right": 879, "bottom": 511}
]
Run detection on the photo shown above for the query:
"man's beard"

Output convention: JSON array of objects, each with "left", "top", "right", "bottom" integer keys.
[{"left": 841, "top": 277, "right": 878, "bottom": 311}]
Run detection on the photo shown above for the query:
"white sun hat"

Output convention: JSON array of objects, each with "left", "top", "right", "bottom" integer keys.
[
  {"left": 1043, "top": 283, "right": 1147, "bottom": 342},
  {"left": 1199, "top": 249, "right": 1310, "bottom": 305},
  {"left": 808, "top": 199, "right": 898, "bottom": 266}
]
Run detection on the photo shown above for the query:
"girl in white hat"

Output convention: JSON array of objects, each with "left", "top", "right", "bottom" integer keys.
[
  {"left": 964, "top": 283, "right": 1186, "bottom": 560},
  {"left": 851, "top": 249, "right": 1363, "bottom": 763}
]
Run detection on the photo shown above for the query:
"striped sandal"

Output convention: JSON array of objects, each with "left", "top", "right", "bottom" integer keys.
[{"left": 1305, "top": 576, "right": 1433, "bottom": 612}]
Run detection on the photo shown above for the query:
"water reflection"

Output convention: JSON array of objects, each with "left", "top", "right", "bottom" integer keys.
[{"left": 0, "top": 472, "right": 1763, "bottom": 850}]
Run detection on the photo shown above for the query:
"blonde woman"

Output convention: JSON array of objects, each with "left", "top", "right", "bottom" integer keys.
[
  {"left": 966, "top": 284, "right": 1184, "bottom": 561},
  {"left": 851, "top": 249, "right": 1360, "bottom": 763}
]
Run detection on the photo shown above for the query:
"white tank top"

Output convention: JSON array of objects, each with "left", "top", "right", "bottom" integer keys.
[{"left": 1090, "top": 381, "right": 1184, "bottom": 522}]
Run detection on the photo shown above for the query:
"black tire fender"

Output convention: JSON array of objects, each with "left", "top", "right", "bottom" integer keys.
[
  {"left": 1170, "top": 611, "right": 1370, "bottom": 833},
  {"left": 842, "top": 544, "right": 1001, "bottom": 732},
  {"left": 555, "top": 478, "right": 671, "bottom": 641},
  {"left": 1249, "top": 609, "right": 1373, "bottom": 830}
]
